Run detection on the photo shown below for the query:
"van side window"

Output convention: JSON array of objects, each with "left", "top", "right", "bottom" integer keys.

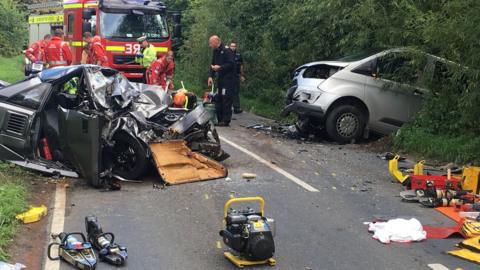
[
  {"left": 67, "top": 13, "right": 75, "bottom": 34},
  {"left": 377, "top": 52, "right": 427, "bottom": 84},
  {"left": 352, "top": 60, "right": 374, "bottom": 76}
]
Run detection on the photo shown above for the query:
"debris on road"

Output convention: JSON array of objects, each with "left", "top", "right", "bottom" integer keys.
[
  {"left": 241, "top": 173, "right": 256, "bottom": 180},
  {"left": 246, "top": 124, "right": 272, "bottom": 131},
  {"left": 150, "top": 140, "right": 227, "bottom": 185},
  {"left": 153, "top": 183, "right": 166, "bottom": 190},
  {"left": 245, "top": 122, "right": 304, "bottom": 140},
  {"left": 15, "top": 205, "right": 48, "bottom": 224}
]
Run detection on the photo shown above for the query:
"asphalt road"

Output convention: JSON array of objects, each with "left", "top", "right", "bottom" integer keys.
[{"left": 55, "top": 112, "right": 475, "bottom": 270}]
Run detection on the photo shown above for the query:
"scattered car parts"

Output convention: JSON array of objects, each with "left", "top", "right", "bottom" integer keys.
[{"left": 150, "top": 140, "right": 227, "bottom": 185}]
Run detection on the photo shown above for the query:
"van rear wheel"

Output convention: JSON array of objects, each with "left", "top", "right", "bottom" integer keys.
[{"left": 325, "top": 105, "right": 365, "bottom": 144}]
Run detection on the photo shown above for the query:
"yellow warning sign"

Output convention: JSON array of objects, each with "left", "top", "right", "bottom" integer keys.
[{"left": 28, "top": 14, "right": 64, "bottom": 24}]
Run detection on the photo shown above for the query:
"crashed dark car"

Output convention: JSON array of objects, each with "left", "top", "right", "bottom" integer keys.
[{"left": 0, "top": 65, "right": 227, "bottom": 187}]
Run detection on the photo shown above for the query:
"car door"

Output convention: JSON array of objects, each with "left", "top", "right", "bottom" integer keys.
[
  {"left": 0, "top": 79, "right": 50, "bottom": 161},
  {"left": 0, "top": 79, "right": 81, "bottom": 176},
  {"left": 58, "top": 108, "right": 102, "bottom": 187},
  {"left": 57, "top": 70, "right": 103, "bottom": 187},
  {"left": 364, "top": 52, "right": 424, "bottom": 134}
]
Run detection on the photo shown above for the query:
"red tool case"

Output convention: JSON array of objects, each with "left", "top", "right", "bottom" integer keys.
[{"left": 410, "top": 175, "right": 462, "bottom": 190}]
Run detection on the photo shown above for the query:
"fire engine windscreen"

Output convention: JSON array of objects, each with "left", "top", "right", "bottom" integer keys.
[{"left": 100, "top": 11, "right": 169, "bottom": 41}]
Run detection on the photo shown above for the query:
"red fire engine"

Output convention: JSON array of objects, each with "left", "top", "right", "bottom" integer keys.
[{"left": 62, "top": 0, "right": 181, "bottom": 80}]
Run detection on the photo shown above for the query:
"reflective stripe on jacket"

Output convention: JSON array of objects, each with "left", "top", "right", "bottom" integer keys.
[{"left": 45, "top": 37, "right": 73, "bottom": 68}]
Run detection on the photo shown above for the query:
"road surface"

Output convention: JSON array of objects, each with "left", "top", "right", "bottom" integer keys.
[{"left": 49, "top": 112, "right": 474, "bottom": 270}]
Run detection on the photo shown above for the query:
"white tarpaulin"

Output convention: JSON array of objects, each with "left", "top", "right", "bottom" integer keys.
[{"left": 367, "top": 218, "right": 427, "bottom": 244}]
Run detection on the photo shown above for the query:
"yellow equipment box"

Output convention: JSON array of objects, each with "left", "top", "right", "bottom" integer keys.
[
  {"left": 463, "top": 167, "right": 480, "bottom": 194},
  {"left": 16, "top": 205, "right": 48, "bottom": 224}
]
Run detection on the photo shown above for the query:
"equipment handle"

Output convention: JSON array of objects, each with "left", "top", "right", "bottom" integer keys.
[
  {"left": 223, "top": 196, "right": 265, "bottom": 219},
  {"left": 47, "top": 243, "right": 61, "bottom": 260},
  {"left": 61, "top": 232, "right": 87, "bottom": 245},
  {"left": 98, "top": 232, "right": 115, "bottom": 244}
]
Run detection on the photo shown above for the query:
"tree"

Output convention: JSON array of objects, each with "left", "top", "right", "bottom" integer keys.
[{"left": 0, "top": 0, "right": 28, "bottom": 57}]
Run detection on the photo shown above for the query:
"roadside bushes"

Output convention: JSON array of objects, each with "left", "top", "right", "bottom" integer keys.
[
  {"left": 0, "top": 0, "right": 28, "bottom": 57},
  {"left": 174, "top": 0, "right": 480, "bottom": 163}
]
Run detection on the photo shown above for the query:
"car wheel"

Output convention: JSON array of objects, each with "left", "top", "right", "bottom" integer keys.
[
  {"left": 111, "top": 132, "right": 148, "bottom": 180},
  {"left": 325, "top": 104, "right": 365, "bottom": 144}
]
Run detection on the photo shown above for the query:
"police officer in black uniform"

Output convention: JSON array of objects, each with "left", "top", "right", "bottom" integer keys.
[
  {"left": 229, "top": 41, "right": 244, "bottom": 114},
  {"left": 208, "top": 35, "right": 235, "bottom": 126}
]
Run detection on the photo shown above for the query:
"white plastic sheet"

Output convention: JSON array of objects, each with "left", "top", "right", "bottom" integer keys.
[{"left": 368, "top": 218, "right": 427, "bottom": 244}]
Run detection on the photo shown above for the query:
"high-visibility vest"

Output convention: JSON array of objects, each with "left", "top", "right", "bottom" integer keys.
[{"left": 135, "top": 44, "right": 156, "bottom": 67}]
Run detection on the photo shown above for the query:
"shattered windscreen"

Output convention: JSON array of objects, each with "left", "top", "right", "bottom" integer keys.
[
  {"left": 86, "top": 69, "right": 114, "bottom": 109},
  {"left": 112, "top": 72, "right": 140, "bottom": 106}
]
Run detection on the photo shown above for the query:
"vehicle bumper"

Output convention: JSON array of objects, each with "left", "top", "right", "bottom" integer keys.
[{"left": 281, "top": 101, "right": 325, "bottom": 119}]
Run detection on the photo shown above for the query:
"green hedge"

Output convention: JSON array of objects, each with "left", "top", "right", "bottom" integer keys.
[
  {"left": 173, "top": 0, "right": 480, "bottom": 163},
  {"left": 0, "top": 0, "right": 28, "bottom": 57}
]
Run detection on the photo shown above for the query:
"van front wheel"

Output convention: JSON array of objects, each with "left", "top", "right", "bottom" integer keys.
[{"left": 325, "top": 105, "right": 365, "bottom": 144}]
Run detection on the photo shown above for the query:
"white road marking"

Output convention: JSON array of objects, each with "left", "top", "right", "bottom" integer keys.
[
  {"left": 427, "top": 263, "right": 450, "bottom": 270},
  {"left": 220, "top": 136, "right": 319, "bottom": 192},
  {"left": 43, "top": 184, "right": 67, "bottom": 270}
]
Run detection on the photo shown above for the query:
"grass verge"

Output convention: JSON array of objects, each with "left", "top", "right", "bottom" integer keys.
[
  {"left": 0, "top": 163, "right": 29, "bottom": 261},
  {"left": 240, "top": 95, "right": 284, "bottom": 121},
  {"left": 394, "top": 126, "right": 480, "bottom": 165},
  {"left": 0, "top": 55, "right": 24, "bottom": 83},
  {"left": 0, "top": 56, "right": 29, "bottom": 261}
]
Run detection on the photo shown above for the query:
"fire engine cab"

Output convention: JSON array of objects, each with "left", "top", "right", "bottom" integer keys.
[{"left": 28, "top": 0, "right": 181, "bottom": 80}]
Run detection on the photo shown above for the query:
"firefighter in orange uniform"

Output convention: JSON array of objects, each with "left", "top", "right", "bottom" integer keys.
[
  {"left": 25, "top": 34, "right": 51, "bottom": 65},
  {"left": 45, "top": 29, "right": 73, "bottom": 68},
  {"left": 90, "top": 36, "right": 108, "bottom": 66},
  {"left": 148, "top": 50, "right": 175, "bottom": 90}
]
